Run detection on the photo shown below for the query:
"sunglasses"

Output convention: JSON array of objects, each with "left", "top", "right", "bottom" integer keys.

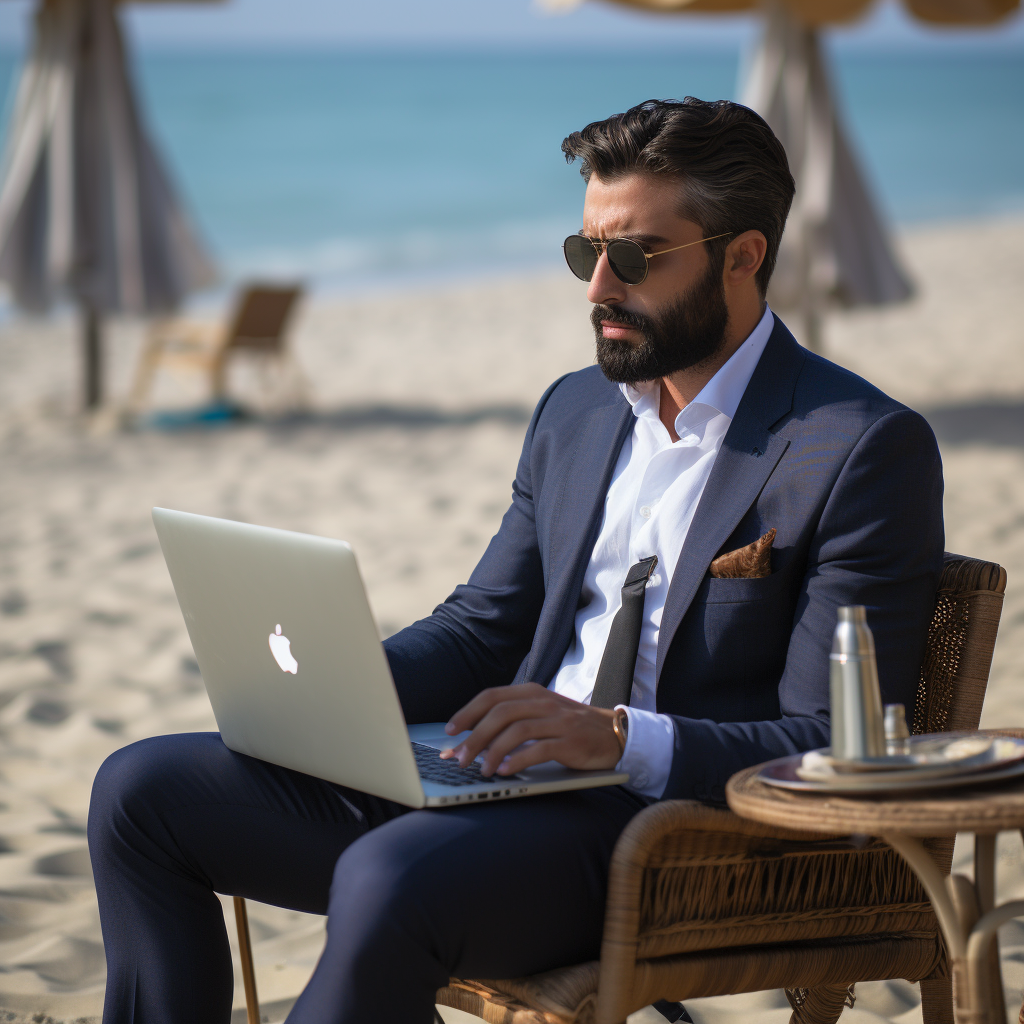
[{"left": 562, "top": 231, "right": 734, "bottom": 286}]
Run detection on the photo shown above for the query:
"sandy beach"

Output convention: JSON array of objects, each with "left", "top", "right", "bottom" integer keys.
[{"left": 0, "top": 214, "right": 1022, "bottom": 1023}]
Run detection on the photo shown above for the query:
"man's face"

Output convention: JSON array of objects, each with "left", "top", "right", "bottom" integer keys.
[{"left": 581, "top": 173, "right": 728, "bottom": 384}]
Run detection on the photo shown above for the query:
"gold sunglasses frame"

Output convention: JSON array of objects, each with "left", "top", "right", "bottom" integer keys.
[{"left": 563, "top": 231, "right": 735, "bottom": 286}]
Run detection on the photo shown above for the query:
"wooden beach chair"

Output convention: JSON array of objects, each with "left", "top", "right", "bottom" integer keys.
[
  {"left": 230, "top": 552, "right": 1006, "bottom": 1024},
  {"left": 128, "top": 283, "right": 306, "bottom": 413}
]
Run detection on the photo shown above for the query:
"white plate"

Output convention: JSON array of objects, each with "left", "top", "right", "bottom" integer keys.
[
  {"left": 760, "top": 746, "right": 1024, "bottom": 796},
  {"left": 826, "top": 733, "right": 1012, "bottom": 774}
]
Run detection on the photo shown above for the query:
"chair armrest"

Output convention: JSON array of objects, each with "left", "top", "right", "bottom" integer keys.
[
  {"left": 600, "top": 799, "right": 935, "bottom": 966},
  {"left": 611, "top": 798, "right": 849, "bottom": 867}
]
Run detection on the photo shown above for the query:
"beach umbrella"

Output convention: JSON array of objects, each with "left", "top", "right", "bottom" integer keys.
[
  {"left": 559, "top": 0, "right": 1019, "bottom": 350},
  {"left": 0, "top": 0, "right": 217, "bottom": 410},
  {"left": 738, "top": 1, "right": 915, "bottom": 350}
]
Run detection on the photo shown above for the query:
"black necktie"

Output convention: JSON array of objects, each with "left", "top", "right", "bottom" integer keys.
[{"left": 590, "top": 555, "right": 659, "bottom": 710}]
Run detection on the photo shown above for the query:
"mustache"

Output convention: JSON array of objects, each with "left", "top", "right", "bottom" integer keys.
[{"left": 590, "top": 305, "right": 653, "bottom": 334}]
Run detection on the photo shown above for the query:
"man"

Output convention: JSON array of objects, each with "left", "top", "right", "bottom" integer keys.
[{"left": 88, "top": 98, "right": 943, "bottom": 1024}]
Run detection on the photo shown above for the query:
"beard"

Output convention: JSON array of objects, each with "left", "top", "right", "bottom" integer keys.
[{"left": 591, "top": 258, "right": 730, "bottom": 385}]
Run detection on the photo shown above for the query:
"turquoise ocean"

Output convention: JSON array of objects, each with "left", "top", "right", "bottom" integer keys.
[{"left": 1, "top": 48, "right": 1022, "bottom": 294}]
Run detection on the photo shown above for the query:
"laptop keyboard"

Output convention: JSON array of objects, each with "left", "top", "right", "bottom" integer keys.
[{"left": 412, "top": 741, "right": 504, "bottom": 787}]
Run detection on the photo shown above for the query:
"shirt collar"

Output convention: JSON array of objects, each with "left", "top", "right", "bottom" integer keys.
[{"left": 620, "top": 305, "right": 775, "bottom": 432}]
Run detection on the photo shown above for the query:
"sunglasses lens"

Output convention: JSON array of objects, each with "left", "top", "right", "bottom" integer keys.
[
  {"left": 606, "top": 239, "right": 648, "bottom": 285},
  {"left": 563, "top": 235, "right": 598, "bottom": 282}
]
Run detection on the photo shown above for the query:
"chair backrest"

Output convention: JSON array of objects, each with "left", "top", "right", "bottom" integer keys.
[
  {"left": 225, "top": 285, "right": 303, "bottom": 351},
  {"left": 912, "top": 551, "right": 1006, "bottom": 736}
]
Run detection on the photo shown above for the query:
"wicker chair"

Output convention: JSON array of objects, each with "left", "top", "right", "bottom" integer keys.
[{"left": 231, "top": 552, "right": 1006, "bottom": 1024}]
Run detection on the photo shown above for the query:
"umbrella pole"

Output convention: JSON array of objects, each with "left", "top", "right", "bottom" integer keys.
[
  {"left": 82, "top": 302, "right": 103, "bottom": 410},
  {"left": 798, "top": 222, "right": 824, "bottom": 355},
  {"left": 803, "top": 304, "right": 823, "bottom": 354}
]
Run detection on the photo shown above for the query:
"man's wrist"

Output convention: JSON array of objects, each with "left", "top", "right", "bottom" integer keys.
[{"left": 611, "top": 706, "right": 629, "bottom": 755}]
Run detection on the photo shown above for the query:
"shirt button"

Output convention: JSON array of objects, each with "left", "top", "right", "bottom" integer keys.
[
  {"left": 635, "top": 774, "right": 649, "bottom": 788},
  {"left": 639, "top": 505, "right": 652, "bottom": 518}
]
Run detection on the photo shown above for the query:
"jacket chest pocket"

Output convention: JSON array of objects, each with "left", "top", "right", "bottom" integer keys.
[
  {"left": 702, "top": 567, "right": 791, "bottom": 605},
  {"left": 693, "top": 569, "right": 795, "bottom": 673}
]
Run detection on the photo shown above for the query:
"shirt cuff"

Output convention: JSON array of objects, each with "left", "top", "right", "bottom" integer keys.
[{"left": 615, "top": 706, "right": 674, "bottom": 800}]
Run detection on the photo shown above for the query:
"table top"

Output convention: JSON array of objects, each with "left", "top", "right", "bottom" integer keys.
[{"left": 726, "top": 729, "right": 1024, "bottom": 837}]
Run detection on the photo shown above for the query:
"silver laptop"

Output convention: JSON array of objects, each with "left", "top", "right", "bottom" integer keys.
[{"left": 152, "top": 508, "right": 628, "bottom": 808}]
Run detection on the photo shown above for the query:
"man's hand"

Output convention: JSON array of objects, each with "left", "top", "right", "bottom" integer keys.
[{"left": 440, "top": 683, "right": 621, "bottom": 777}]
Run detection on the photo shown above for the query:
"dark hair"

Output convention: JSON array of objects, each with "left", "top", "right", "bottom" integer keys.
[{"left": 561, "top": 98, "right": 795, "bottom": 297}]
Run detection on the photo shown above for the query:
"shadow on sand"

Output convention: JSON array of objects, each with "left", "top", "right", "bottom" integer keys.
[
  {"left": 923, "top": 400, "right": 1024, "bottom": 449},
  {"left": 290, "top": 399, "right": 1024, "bottom": 448},
  {"left": 137, "top": 401, "right": 535, "bottom": 434},
  {"left": 142, "top": 398, "right": 1024, "bottom": 449},
  {"left": 297, "top": 398, "right": 1024, "bottom": 448},
  {"left": 270, "top": 402, "right": 533, "bottom": 432}
]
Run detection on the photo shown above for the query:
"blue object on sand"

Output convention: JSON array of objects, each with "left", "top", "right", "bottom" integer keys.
[{"left": 146, "top": 400, "right": 246, "bottom": 430}]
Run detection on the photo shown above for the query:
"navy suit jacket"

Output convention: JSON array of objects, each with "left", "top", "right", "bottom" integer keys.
[{"left": 384, "top": 317, "right": 945, "bottom": 802}]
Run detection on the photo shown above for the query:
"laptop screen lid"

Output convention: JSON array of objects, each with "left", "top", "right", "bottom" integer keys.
[{"left": 152, "top": 507, "right": 426, "bottom": 808}]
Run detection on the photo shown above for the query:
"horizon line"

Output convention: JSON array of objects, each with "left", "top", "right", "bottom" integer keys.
[{"left": 0, "top": 37, "right": 1021, "bottom": 55}]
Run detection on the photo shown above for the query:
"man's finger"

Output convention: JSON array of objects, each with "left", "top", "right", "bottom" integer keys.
[
  {"left": 495, "top": 738, "right": 565, "bottom": 776},
  {"left": 477, "top": 716, "right": 562, "bottom": 776},
  {"left": 495, "top": 706, "right": 620, "bottom": 774},
  {"left": 445, "top": 682, "right": 548, "bottom": 735},
  {"left": 444, "top": 697, "right": 557, "bottom": 767}
]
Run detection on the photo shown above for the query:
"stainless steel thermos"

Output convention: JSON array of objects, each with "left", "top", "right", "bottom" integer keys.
[{"left": 829, "top": 605, "right": 886, "bottom": 759}]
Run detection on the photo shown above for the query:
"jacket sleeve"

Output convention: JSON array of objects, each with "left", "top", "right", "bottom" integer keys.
[
  {"left": 382, "top": 376, "right": 567, "bottom": 724},
  {"left": 661, "top": 408, "right": 945, "bottom": 803}
]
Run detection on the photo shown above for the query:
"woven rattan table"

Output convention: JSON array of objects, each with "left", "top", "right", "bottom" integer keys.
[{"left": 727, "top": 730, "right": 1024, "bottom": 1024}]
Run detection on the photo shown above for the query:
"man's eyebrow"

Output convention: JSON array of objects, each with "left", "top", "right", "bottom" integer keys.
[
  {"left": 624, "top": 233, "right": 671, "bottom": 246},
  {"left": 580, "top": 231, "right": 672, "bottom": 247}
]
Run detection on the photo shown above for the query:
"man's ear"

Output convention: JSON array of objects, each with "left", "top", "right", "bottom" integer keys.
[{"left": 724, "top": 230, "right": 767, "bottom": 287}]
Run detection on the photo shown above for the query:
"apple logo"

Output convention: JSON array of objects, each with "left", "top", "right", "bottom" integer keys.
[{"left": 268, "top": 624, "right": 298, "bottom": 674}]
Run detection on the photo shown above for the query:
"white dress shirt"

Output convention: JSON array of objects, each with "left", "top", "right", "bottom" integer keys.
[{"left": 549, "top": 307, "right": 775, "bottom": 798}]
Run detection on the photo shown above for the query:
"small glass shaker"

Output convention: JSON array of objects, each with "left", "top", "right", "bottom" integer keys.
[{"left": 884, "top": 703, "right": 911, "bottom": 757}]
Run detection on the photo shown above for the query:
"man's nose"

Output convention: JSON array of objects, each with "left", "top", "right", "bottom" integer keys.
[{"left": 586, "top": 250, "right": 628, "bottom": 306}]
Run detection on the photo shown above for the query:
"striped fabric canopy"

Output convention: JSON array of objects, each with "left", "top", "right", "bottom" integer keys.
[
  {"left": 0, "top": 0, "right": 217, "bottom": 317},
  {"left": 603, "top": 0, "right": 1019, "bottom": 27}
]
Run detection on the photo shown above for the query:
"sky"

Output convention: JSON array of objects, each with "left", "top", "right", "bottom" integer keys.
[{"left": 0, "top": 0, "right": 1021, "bottom": 51}]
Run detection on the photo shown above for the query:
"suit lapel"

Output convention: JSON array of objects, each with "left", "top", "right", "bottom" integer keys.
[
  {"left": 526, "top": 394, "right": 634, "bottom": 685},
  {"left": 655, "top": 322, "right": 806, "bottom": 678}
]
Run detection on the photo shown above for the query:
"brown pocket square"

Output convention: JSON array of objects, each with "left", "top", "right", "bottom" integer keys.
[{"left": 709, "top": 528, "right": 776, "bottom": 579}]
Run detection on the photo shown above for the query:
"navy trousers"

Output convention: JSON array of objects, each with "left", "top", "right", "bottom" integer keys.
[{"left": 87, "top": 732, "right": 648, "bottom": 1024}]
